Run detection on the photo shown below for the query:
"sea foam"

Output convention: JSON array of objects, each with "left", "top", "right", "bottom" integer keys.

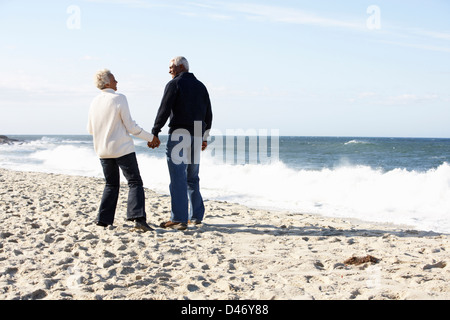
[{"left": 1, "top": 136, "right": 449, "bottom": 233}]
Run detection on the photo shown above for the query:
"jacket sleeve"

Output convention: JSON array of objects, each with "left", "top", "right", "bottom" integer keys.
[
  {"left": 152, "top": 81, "right": 177, "bottom": 137},
  {"left": 203, "top": 90, "right": 213, "bottom": 140}
]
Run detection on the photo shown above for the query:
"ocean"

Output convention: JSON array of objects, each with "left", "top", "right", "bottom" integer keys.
[{"left": 1, "top": 134, "right": 450, "bottom": 234}]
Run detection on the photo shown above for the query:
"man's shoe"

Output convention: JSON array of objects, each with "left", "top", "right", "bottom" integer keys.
[
  {"left": 160, "top": 221, "right": 188, "bottom": 231},
  {"left": 188, "top": 220, "right": 202, "bottom": 225},
  {"left": 134, "top": 219, "right": 154, "bottom": 232}
]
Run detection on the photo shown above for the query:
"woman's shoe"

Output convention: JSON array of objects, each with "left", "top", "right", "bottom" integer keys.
[
  {"left": 96, "top": 221, "right": 108, "bottom": 227},
  {"left": 134, "top": 218, "right": 154, "bottom": 232}
]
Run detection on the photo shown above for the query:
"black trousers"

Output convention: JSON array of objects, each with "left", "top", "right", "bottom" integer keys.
[{"left": 97, "top": 152, "right": 146, "bottom": 225}]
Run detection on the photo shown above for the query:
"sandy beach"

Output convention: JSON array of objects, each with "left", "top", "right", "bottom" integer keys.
[{"left": 0, "top": 168, "right": 448, "bottom": 300}]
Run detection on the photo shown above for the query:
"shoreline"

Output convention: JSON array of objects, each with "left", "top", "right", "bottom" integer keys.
[{"left": 0, "top": 168, "right": 449, "bottom": 300}]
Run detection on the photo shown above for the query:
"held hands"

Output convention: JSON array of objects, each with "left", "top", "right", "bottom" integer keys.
[
  {"left": 147, "top": 136, "right": 161, "bottom": 149},
  {"left": 147, "top": 137, "right": 208, "bottom": 151}
]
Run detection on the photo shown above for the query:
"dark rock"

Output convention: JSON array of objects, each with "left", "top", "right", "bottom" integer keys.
[{"left": 0, "top": 135, "right": 19, "bottom": 145}]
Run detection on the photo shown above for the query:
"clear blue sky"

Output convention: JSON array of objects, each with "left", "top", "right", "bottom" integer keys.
[{"left": 1, "top": 0, "right": 449, "bottom": 137}]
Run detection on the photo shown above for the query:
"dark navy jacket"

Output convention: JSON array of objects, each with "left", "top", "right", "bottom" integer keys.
[{"left": 152, "top": 72, "right": 213, "bottom": 138}]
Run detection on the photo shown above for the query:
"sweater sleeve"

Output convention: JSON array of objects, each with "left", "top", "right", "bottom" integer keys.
[
  {"left": 87, "top": 101, "right": 94, "bottom": 135},
  {"left": 87, "top": 112, "right": 93, "bottom": 135},
  {"left": 119, "top": 95, "right": 154, "bottom": 142}
]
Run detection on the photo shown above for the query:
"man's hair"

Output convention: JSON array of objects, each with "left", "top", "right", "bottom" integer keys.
[
  {"left": 172, "top": 56, "right": 189, "bottom": 71},
  {"left": 94, "top": 69, "right": 112, "bottom": 89}
]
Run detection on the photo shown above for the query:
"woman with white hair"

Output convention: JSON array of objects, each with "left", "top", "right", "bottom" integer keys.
[{"left": 87, "top": 69, "right": 154, "bottom": 232}]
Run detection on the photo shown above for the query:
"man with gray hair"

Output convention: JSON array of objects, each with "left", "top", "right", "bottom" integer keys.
[
  {"left": 88, "top": 69, "right": 154, "bottom": 232},
  {"left": 148, "top": 56, "right": 213, "bottom": 230}
]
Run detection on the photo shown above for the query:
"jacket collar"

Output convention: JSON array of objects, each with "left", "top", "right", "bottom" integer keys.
[{"left": 174, "top": 72, "right": 194, "bottom": 80}]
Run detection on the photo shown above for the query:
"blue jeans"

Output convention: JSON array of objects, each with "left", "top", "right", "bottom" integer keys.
[
  {"left": 97, "top": 152, "right": 146, "bottom": 225},
  {"left": 166, "top": 133, "right": 205, "bottom": 224}
]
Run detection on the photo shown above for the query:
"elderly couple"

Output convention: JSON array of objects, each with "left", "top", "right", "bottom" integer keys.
[{"left": 87, "top": 57, "right": 213, "bottom": 232}]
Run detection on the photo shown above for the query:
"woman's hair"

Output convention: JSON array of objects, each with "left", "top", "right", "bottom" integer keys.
[
  {"left": 94, "top": 68, "right": 112, "bottom": 89},
  {"left": 172, "top": 56, "right": 189, "bottom": 71}
]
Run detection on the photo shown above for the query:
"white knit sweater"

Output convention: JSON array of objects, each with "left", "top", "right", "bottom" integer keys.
[{"left": 87, "top": 89, "right": 153, "bottom": 159}]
